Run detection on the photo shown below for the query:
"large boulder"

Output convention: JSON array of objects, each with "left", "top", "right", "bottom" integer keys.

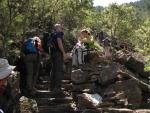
[
  {"left": 115, "top": 51, "right": 145, "bottom": 75},
  {"left": 88, "top": 52, "right": 107, "bottom": 65},
  {"left": 98, "top": 62, "right": 125, "bottom": 85},
  {"left": 71, "top": 69, "right": 89, "bottom": 84},
  {"left": 19, "top": 96, "right": 38, "bottom": 113},
  {"left": 103, "top": 79, "right": 142, "bottom": 108},
  {"left": 115, "top": 50, "right": 130, "bottom": 64},
  {"left": 125, "top": 53, "right": 144, "bottom": 75},
  {"left": 77, "top": 93, "right": 102, "bottom": 109}
]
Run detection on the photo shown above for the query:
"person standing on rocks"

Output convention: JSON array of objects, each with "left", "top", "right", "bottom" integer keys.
[
  {"left": 22, "top": 29, "right": 43, "bottom": 95},
  {"left": 102, "top": 37, "right": 112, "bottom": 60},
  {"left": 49, "top": 23, "right": 71, "bottom": 92}
]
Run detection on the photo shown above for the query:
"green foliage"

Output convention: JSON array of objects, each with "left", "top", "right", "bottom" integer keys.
[
  {"left": 92, "top": 1, "right": 150, "bottom": 55},
  {"left": 133, "top": 18, "right": 150, "bottom": 54},
  {"left": 0, "top": 0, "right": 149, "bottom": 58},
  {"left": 90, "top": 40, "right": 103, "bottom": 51},
  {"left": 94, "top": 4, "right": 139, "bottom": 40},
  {"left": 144, "top": 56, "right": 150, "bottom": 71},
  {"left": 131, "top": 0, "right": 150, "bottom": 19}
]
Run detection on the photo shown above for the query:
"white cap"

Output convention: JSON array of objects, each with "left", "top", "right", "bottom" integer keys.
[
  {"left": 0, "top": 109, "right": 4, "bottom": 113},
  {"left": 0, "top": 58, "right": 15, "bottom": 79}
]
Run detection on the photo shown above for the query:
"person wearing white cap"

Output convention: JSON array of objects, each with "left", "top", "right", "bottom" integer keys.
[
  {"left": 102, "top": 37, "right": 112, "bottom": 60},
  {"left": 0, "top": 58, "right": 15, "bottom": 113},
  {"left": 0, "top": 109, "right": 4, "bottom": 113},
  {"left": 0, "top": 58, "right": 16, "bottom": 80}
]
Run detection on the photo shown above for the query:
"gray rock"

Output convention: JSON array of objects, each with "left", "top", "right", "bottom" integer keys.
[{"left": 71, "top": 69, "right": 89, "bottom": 84}]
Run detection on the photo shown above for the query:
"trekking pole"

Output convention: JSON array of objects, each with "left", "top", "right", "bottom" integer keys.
[
  {"left": 48, "top": 47, "right": 52, "bottom": 90},
  {"left": 48, "top": 47, "right": 52, "bottom": 75}
]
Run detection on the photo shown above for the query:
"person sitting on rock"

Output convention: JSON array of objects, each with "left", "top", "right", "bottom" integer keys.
[
  {"left": 0, "top": 58, "right": 16, "bottom": 113},
  {"left": 72, "top": 29, "right": 101, "bottom": 68}
]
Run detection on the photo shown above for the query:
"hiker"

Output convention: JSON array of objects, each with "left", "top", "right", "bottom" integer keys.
[
  {"left": 72, "top": 29, "right": 88, "bottom": 67},
  {"left": 97, "top": 31, "right": 105, "bottom": 44},
  {"left": 0, "top": 58, "right": 16, "bottom": 112},
  {"left": 102, "top": 37, "right": 112, "bottom": 60},
  {"left": 49, "top": 23, "right": 71, "bottom": 92},
  {"left": 72, "top": 29, "right": 100, "bottom": 67},
  {"left": 23, "top": 29, "right": 43, "bottom": 95}
]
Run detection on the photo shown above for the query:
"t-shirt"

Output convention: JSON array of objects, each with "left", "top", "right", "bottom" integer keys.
[{"left": 51, "top": 32, "right": 64, "bottom": 51}]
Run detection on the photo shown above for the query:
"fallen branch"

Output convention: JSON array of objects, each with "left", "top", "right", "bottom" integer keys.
[{"left": 117, "top": 70, "right": 150, "bottom": 89}]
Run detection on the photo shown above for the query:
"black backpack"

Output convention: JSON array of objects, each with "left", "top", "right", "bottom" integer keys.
[
  {"left": 42, "top": 32, "right": 50, "bottom": 53},
  {"left": 47, "top": 33, "right": 57, "bottom": 49},
  {"left": 42, "top": 32, "right": 57, "bottom": 57}
]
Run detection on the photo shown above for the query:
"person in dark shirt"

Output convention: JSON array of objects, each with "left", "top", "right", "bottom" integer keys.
[
  {"left": 102, "top": 37, "right": 112, "bottom": 60},
  {"left": 50, "top": 23, "right": 71, "bottom": 92}
]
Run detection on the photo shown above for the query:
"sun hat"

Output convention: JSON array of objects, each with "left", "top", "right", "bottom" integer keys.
[{"left": 0, "top": 58, "right": 16, "bottom": 80}]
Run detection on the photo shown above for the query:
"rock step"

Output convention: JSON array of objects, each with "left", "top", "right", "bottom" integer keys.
[
  {"left": 39, "top": 109, "right": 79, "bottom": 113},
  {"left": 35, "top": 90, "right": 52, "bottom": 98},
  {"left": 38, "top": 104, "right": 75, "bottom": 113},
  {"left": 62, "top": 80, "right": 71, "bottom": 84},
  {"left": 37, "top": 79, "right": 71, "bottom": 84},
  {"left": 36, "top": 84, "right": 49, "bottom": 90},
  {"left": 61, "top": 83, "right": 73, "bottom": 91},
  {"left": 38, "top": 80, "right": 50, "bottom": 84},
  {"left": 35, "top": 90, "right": 70, "bottom": 98},
  {"left": 35, "top": 84, "right": 72, "bottom": 91},
  {"left": 36, "top": 97, "right": 73, "bottom": 106}
]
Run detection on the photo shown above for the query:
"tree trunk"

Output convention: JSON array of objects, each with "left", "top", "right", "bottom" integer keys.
[{"left": 1, "top": 34, "right": 7, "bottom": 57}]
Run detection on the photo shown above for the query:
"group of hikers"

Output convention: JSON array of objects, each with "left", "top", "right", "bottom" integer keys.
[
  {"left": 20, "top": 23, "right": 72, "bottom": 95},
  {"left": 20, "top": 23, "right": 112, "bottom": 95},
  {"left": 0, "top": 23, "right": 112, "bottom": 99}
]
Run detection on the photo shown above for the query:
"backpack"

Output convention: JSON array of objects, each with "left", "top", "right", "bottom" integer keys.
[
  {"left": 47, "top": 32, "right": 58, "bottom": 55},
  {"left": 42, "top": 32, "right": 56, "bottom": 54},
  {"left": 42, "top": 32, "right": 50, "bottom": 53},
  {"left": 23, "top": 38, "right": 38, "bottom": 54},
  {"left": 47, "top": 33, "right": 57, "bottom": 49}
]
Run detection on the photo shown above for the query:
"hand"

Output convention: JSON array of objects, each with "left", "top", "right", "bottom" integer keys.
[
  {"left": 66, "top": 53, "right": 72, "bottom": 59},
  {"left": 63, "top": 53, "right": 67, "bottom": 61},
  {"left": 63, "top": 53, "right": 72, "bottom": 60}
]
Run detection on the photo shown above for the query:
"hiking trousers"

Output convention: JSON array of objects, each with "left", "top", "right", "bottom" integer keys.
[
  {"left": 24, "top": 54, "right": 39, "bottom": 90},
  {"left": 50, "top": 51, "right": 64, "bottom": 90}
]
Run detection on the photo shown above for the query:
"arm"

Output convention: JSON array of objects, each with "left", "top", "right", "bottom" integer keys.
[
  {"left": 57, "top": 37, "right": 72, "bottom": 60},
  {"left": 57, "top": 38, "right": 66, "bottom": 56}
]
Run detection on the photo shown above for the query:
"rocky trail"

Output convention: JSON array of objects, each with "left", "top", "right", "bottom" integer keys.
[
  {"left": 35, "top": 80, "right": 76, "bottom": 113},
  {"left": 18, "top": 50, "right": 150, "bottom": 113}
]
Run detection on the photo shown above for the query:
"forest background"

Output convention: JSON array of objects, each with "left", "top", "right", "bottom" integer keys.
[{"left": 0, "top": 0, "right": 149, "bottom": 68}]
